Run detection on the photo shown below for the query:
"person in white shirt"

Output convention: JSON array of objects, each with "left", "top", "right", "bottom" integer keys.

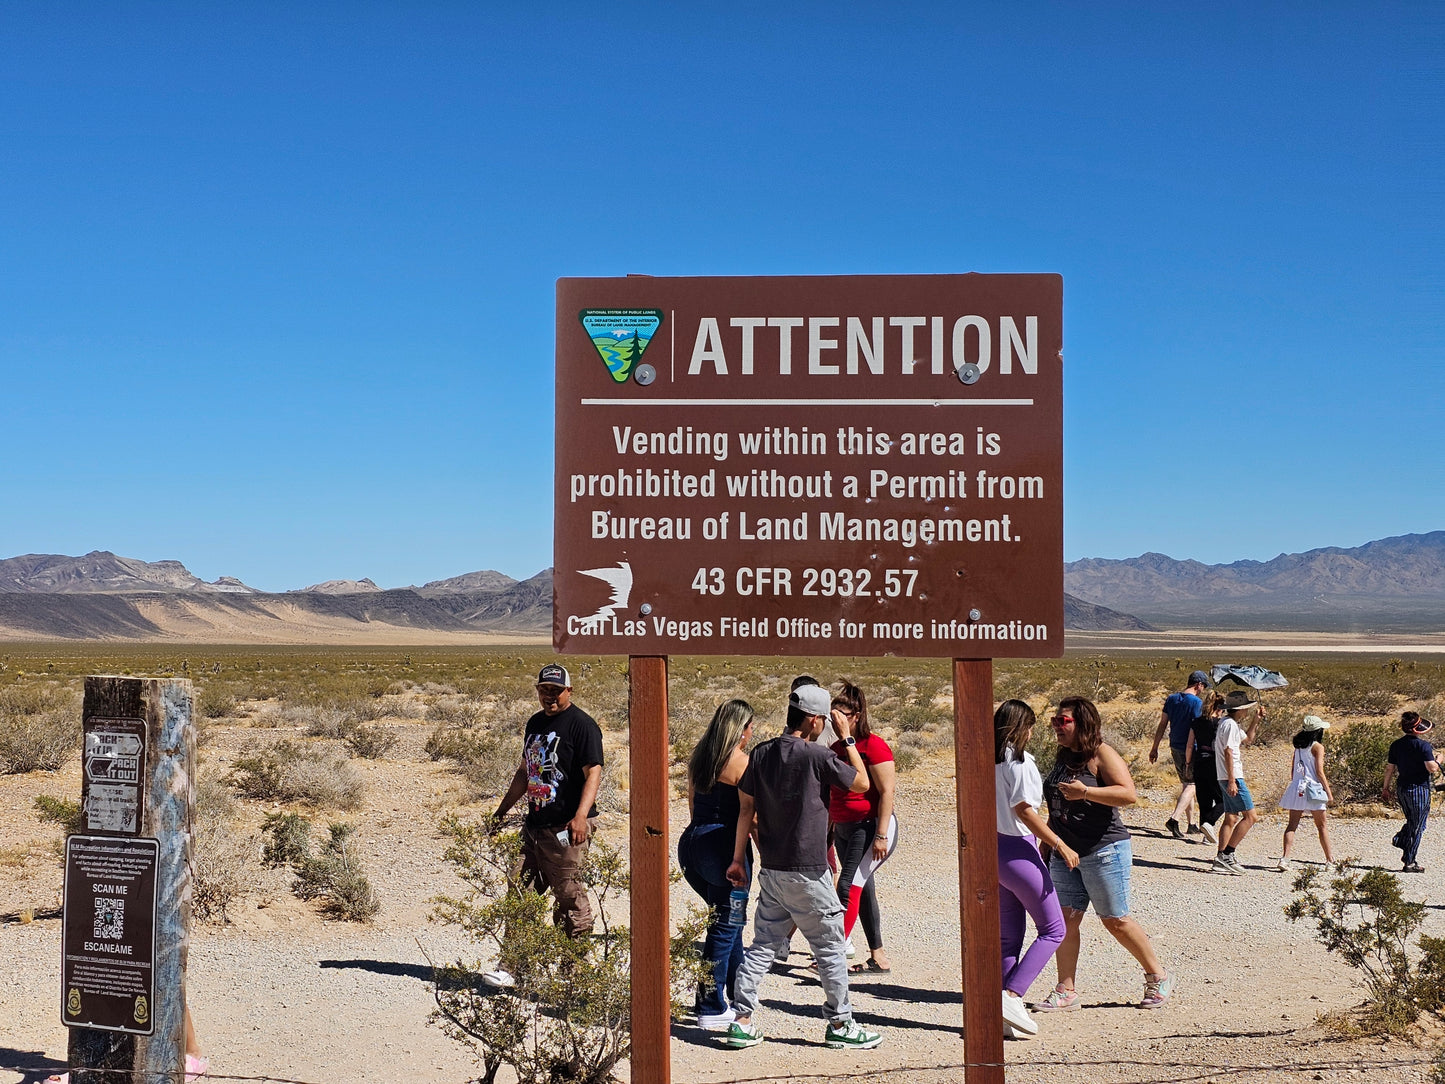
[
  {"left": 1211, "top": 695, "right": 1262, "bottom": 874},
  {"left": 994, "top": 699, "right": 1077, "bottom": 1038}
]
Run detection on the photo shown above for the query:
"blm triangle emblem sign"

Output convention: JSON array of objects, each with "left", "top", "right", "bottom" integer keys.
[{"left": 579, "top": 309, "right": 664, "bottom": 383}]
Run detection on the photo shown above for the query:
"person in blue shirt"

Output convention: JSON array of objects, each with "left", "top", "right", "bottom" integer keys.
[
  {"left": 1149, "top": 671, "right": 1209, "bottom": 840},
  {"left": 1383, "top": 712, "right": 1439, "bottom": 873}
]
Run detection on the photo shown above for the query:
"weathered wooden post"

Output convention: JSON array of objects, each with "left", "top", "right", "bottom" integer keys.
[
  {"left": 954, "top": 659, "right": 1004, "bottom": 1084},
  {"left": 63, "top": 677, "right": 195, "bottom": 1084},
  {"left": 628, "top": 655, "right": 671, "bottom": 1084}
]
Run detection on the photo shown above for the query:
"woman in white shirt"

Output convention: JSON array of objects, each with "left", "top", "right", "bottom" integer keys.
[{"left": 995, "top": 699, "right": 1078, "bottom": 1039}]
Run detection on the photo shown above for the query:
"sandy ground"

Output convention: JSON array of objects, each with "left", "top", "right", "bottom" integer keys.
[{"left": 4, "top": 723, "right": 1444, "bottom": 1084}]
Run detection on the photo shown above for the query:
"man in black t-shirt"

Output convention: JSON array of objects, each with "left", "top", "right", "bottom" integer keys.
[{"left": 492, "top": 664, "right": 604, "bottom": 937}]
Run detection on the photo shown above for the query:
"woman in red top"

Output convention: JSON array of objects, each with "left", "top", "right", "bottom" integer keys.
[{"left": 829, "top": 680, "right": 898, "bottom": 974}]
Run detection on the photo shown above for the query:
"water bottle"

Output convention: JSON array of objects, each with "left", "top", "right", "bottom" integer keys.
[{"left": 727, "top": 887, "right": 748, "bottom": 927}]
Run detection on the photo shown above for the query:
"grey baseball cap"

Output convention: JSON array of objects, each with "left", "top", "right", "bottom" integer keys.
[{"left": 788, "top": 684, "right": 831, "bottom": 716}]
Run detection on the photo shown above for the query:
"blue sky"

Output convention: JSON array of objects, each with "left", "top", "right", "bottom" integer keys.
[{"left": 1, "top": 4, "right": 1439, "bottom": 592}]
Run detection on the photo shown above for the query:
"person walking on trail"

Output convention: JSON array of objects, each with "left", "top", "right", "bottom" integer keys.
[
  {"left": 994, "top": 699, "right": 1074, "bottom": 1040},
  {"left": 486, "top": 664, "right": 603, "bottom": 984},
  {"left": 723, "top": 684, "right": 882, "bottom": 1051},
  {"left": 679, "top": 698, "right": 756, "bottom": 1029},
  {"left": 1277, "top": 715, "right": 1335, "bottom": 871},
  {"left": 1150, "top": 670, "right": 1209, "bottom": 840},
  {"left": 1185, "top": 694, "right": 1228, "bottom": 842},
  {"left": 1211, "top": 694, "right": 1262, "bottom": 875},
  {"left": 1384, "top": 712, "right": 1439, "bottom": 873},
  {"left": 1036, "top": 696, "right": 1173, "bottom": 1013},
  {"left": 827, "top": 680, "right": 897, "bottom": 976}
]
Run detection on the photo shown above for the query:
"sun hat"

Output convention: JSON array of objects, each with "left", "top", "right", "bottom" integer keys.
[
  {"left": 1223, "top": 690, "right": 1257, "bottom": 712},
  {"left": 1301, "top": 714, "right": 1331, "bottom": 731}
]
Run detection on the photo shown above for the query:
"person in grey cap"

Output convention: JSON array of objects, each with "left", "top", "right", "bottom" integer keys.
[
  {"left": 1149, "top": 670, "right": 1210, "bottom": 841},
  {"left": 721, "top": 684, "right": 882, "bottom": 1051},
  {"left": 490, "top": 663, "right": 604, "bottom": 946}
]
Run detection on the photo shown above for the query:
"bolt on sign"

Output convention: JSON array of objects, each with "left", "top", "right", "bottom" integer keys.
[
  {"left": 62, "top": 835, "right": 159, "bottom": 1034},
  {"left": 554, "top": 274, "right": 1063, "bottom": 658}
]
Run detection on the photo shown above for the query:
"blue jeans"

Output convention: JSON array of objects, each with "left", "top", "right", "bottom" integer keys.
[
  {"left": 679, "top": 823, "right": 746, "bottom": 1016},
  {"left": 1049, "top": 837, "right": 1133, "bottom": 919},
  {"left": 1398, "top": 781, "right": 1432, "bottom": 865}
]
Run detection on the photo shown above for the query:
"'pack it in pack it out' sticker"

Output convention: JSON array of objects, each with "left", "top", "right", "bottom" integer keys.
[{"left": 579, "top": 309, "right": 664, "bottom": 383}]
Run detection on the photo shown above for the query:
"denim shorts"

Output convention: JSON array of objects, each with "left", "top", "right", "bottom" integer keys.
[
  {"left": 1221, "top": 778, "right": 1254, "bottom": 814},
  {"left": 1049, "top": 837, "right": 1132, "bottom": 919}
]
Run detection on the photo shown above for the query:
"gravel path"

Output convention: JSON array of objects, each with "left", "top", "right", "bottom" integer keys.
[{"left": 4, "top": 754, "right": 1443, "bottom": 1083}]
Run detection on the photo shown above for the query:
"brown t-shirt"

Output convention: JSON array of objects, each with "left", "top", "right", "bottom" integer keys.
[{"left": 740, "top": 733, "right": 857, "bottom": 873}]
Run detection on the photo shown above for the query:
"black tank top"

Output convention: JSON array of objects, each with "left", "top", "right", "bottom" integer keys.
[
  {"left": 1044, "top": 751, "right": 1130, "bottom": 856},
  {"left": 690, "top": 779, "right": 741, "bottom": 830}
]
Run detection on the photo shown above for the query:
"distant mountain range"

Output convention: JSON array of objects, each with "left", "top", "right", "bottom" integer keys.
[
  {"left": 1065, "top": 531, "right": 1445, "bottom": 632},
  {"left": 0, "top": 532, "right": 1437, "bottom": 640}
]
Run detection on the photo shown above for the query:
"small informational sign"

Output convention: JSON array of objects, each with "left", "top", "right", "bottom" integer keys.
[
  {"left": 554, "top": 274, "right": 1064, "bottom": 658},
  {"left": 83, "top": 719, "right": 146, "bottom": 834},
  {"left": 61, "top": 835, "right": 158, "bottom": 1034}
]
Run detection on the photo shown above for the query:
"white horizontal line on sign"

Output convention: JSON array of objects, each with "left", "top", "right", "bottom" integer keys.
[{"left": 580, "top": 398, "right": 1035, "bottom": 407}]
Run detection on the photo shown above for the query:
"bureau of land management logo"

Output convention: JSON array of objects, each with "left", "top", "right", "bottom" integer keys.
[{"left": 579, "top": 309, "right": 663, "bottom": 383}]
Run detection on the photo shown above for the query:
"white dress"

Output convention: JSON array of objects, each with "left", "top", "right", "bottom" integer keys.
[{"left": 1280, "top": 745, "right": 1327, "bottom": 811}]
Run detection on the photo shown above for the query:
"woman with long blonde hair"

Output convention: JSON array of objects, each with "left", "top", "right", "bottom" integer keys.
[{"left": 679, "top": 698, "right": 755, "bottom": 1028}]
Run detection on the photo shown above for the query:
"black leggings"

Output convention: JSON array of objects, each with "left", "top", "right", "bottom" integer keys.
[
  {"left": 1194, "top": 767, "right": 1223, "bottom": 827},
  {"left": 833, "top": 818, "right": 884, "bottom": 950}
]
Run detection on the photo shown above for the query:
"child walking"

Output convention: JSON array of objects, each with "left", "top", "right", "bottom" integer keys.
[{"left": 1277, "top": 715, "right": 1334, "bottom": 870}]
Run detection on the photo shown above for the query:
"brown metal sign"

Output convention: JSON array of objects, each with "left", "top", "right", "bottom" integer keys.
[
  {"left": 554, "top": 274, "right": 1063, "bottom": 658},
  {"left": 62, "top": 835, "right": 158, "bottom": 1034}
]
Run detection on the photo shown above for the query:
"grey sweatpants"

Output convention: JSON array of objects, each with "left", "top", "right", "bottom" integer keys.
[{"left": 732, "top": 868, "right": 852, "bottom": 1024}]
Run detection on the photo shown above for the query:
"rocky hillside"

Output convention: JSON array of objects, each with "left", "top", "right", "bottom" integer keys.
[{"left": 1065, "top": 531, "right": 1445, "bottom": 631}]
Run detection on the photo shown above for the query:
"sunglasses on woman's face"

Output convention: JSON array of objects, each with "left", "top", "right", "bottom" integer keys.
[{"left": 1050, "top": 715, "right": 1075, "bottom": 726}]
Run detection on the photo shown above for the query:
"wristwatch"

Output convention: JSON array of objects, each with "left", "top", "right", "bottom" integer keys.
[{"left": 844, "top": 736, "right": 857, "bottom": 747}]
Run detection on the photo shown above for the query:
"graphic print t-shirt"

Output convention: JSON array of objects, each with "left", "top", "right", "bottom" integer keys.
[{"left": 522, "top": 704, "right": 604, "bottom": 828}]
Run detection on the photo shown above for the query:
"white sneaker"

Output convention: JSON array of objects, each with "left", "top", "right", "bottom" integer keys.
[
  {"left": 1002, "top": 990, "right": 1038, "bottom": 1036},
  {"left": 697, "top": 1007, "right": 737, "bottom": 1030},
  {"left": 1276, "top": 857, "right": 1292, "bottom": 872},
  {"left": 1200, "top": 821, "right": 1218, "bottom": 844},
  {"left": 480, "top": 968, "right": 515, "bottom": 988}
]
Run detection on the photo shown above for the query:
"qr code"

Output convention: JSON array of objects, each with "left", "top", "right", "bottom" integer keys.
[{"left": 94, "top": 896, "right": 125, "bottom": 940}]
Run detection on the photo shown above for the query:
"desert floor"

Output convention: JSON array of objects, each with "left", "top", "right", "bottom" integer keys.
[{"left": 4, "top": 720, "right": 1444, "bottom": 1084}]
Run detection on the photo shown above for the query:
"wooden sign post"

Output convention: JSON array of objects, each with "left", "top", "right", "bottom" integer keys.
[
  {"left": 628, "top": 656, "right": 671, "bottom": 1084},
  {"left": 553, "top": 273, "right": 1064, "bottom": 1083},
  {"left": 64, "top": 677, "right": 195, "bottom": 1084}
]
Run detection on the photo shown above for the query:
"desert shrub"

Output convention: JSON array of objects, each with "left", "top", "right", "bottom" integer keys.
[
  {"left": 427, "top": 723, "right": 517, "bottom": 798},
  {"left": 226, "top": 739, "right": 364, "bottom": 809},
  {"left": 261, "top": 812, "right": 313, "bottom": 867},
  {"left": 1331, "top": 721, "right": 1395, "bottom": 804},
  {"left": 426, "top": 697, "right": 486, "bottom": 725},
  {"left": 1103, "top": 707, "right": 1156, "bottom": 746},
  {"left": 430, "top": 817, "right": 706, "bottom": 1084},
  {"left": 261, "top": 815, "right": 379, "bottom": 921},
  {"left": 1025, "top": 724, "right": 1058, "bottom": 777},
  {"left": 0, "top": 685, "right": 81, "bottom": 773},
  {"left": 192, "top": 776, "right": 255, "bottom": 923},
  {"left": 1286, "top": 863, "right": 1445, "bottom": 1036},
  {"left": 894, "top": 700, "right": 942, "bottom": 733},
  {"left": 196, "top": 686, "right": 236, "bottom": 720},
  {"left": 345, "top": 722, "right": 399, "bottom": 759},
  {"left": 34, "top": 794, "right": 83, "bottom": 835},
  {"left": 302, "top": 705, "right": 356, "bottom": 739}
]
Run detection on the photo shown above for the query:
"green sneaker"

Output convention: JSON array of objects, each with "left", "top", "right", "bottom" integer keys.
[
  {"left": 724, "top": 1020, "right": 763, "bottom": 1048},
  {"left": 824, "top": 1019, "right": 882, "bottom": 1049}
]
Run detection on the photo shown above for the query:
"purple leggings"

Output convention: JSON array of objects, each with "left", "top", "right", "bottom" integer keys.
[{"left": 998, "top": 832, "right": 1066, "bottom": 995}]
